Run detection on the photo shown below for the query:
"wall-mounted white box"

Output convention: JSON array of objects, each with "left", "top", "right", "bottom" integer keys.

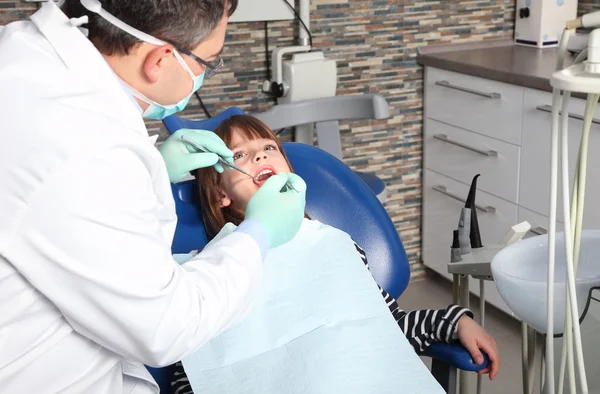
[{"left": 229, "top": 0, "right": 295, "bottom": 23}]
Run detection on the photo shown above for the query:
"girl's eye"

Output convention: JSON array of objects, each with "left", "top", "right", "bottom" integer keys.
[
  {"left": 264, "top": 144, "right": 276, "bottom": 151},
  {"left": 233, "top": 152, "right": 245, "bottom": 161}
]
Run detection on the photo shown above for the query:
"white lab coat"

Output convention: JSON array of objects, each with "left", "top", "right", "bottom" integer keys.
[{"left": 0, "top": 2, "right": 262, "bottom": 393}]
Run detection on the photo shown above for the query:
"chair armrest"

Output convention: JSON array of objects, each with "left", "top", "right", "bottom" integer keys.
[
  {"left": 420, "top": 342, "right": 489, "bottom": 372},
  {"left": 146, "top": 365, "right": 174, "bottom": 394}
]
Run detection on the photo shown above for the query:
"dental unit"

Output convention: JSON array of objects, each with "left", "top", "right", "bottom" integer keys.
[{"left": 489, "top": 10, "right": 600, "bottom": 394}]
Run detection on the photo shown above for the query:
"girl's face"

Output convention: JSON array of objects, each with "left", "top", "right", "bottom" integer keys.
[{"left": 217, "top": 128, "right": 292, "bottom": 212}]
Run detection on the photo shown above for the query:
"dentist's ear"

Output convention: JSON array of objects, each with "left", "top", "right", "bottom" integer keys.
[{"left": 142, "top": 44, "right": 174, "bottom": 83}]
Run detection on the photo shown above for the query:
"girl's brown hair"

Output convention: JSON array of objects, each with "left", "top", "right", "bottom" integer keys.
[{"left": 195, "top": 115, "right": 295, "bottom": 238}]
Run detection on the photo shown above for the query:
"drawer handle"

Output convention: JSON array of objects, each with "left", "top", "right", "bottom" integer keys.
[
  {"left": 432, "top": 185, "right": 497, "bottom": 213},
  {"left": 530, "top": 226, "right": 547, "bottom": 235},
  {"left": 433, "top": 133, "right": 498, "bottom": 157},
  {"left": 536, "top": 105, "right": 600, "bottom": 125},
  {"left": 435, "top": 80, "right": 501, "bottom": 99}
]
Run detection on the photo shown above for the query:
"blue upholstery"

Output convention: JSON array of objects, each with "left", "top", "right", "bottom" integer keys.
[
  {"left": 424, "top": 342, "right": 489, "bottom": 372},
  {"left": 354, "top": 170, "right": 386, "bottom": 197},
  {"left": 146, "top": 365, "right": 173, "bottom": 393},
  {"left": 148, "top": 110, "right": 488, "bottom": 393},
  {"left": 170, "top": 181, "right": 208, "bottom": 254},
  {"left": 163, "top": 107, "right": 245, "bottom": 133}
]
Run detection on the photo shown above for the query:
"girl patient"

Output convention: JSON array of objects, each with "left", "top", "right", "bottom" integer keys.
[{"left": 171, "top": 115, "right": 500, "bottom": 393}]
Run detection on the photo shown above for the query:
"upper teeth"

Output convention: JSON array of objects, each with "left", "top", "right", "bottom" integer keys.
[{"left": 257, "top": 169, "right": 273, "bottom": 177}]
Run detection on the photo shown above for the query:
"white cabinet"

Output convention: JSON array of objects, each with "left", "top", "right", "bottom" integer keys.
[
  {"left": 425, "top": 67, "right": 524, "bottom": 145},
  {"left": 422, "top": 66, "right": 600, "bottom": 317}
]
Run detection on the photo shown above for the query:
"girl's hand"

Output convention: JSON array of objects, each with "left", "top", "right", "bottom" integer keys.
[{"left": 457, "top": 315, "right": 500, "bottom": 380}]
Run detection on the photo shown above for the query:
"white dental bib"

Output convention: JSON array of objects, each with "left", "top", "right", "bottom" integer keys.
[{"left": 177, "top": 219, "right": 444, "bottom": 393}]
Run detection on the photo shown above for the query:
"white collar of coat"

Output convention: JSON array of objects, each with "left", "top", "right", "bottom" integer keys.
[{"left": 30, "top": 1, "right": 149, "bottom": 139}]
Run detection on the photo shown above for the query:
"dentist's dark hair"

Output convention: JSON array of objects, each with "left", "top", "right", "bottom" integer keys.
[{"left": 62, "top": 0, "right": 237, "bottom": 55}]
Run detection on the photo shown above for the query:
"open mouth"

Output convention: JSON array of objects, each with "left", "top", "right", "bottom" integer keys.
[{"left": 254, "top": 166, "right": 277, "bottom": 186}]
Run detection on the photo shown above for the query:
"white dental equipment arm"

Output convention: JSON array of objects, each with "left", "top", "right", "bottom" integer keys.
[
  {"left": 547, "top": 15, "right": 600, "bottom": 394},
  {"left": 298, "top": 0, "right": 310, "bottom": 47},
  {"left": 262, "top": 0, "right": 311, "bottom": 97}
]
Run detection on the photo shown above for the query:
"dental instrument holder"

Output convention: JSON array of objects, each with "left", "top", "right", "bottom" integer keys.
[
  {"left": 448, "top": 244, "right": 504, "bottom": 280},
  {"left": 448, "top": 174, "right": 500, "bottom": 394},
  {"left": 449, "top": 174, "right": 492, "bottom": 278}
]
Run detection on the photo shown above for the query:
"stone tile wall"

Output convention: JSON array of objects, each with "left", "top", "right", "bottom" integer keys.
[
  {"left": 0, "top": 1, "right": 36, "bottom": 24},
  {"left": 579, "top": 0, "right": 600, "bottom": 14}
]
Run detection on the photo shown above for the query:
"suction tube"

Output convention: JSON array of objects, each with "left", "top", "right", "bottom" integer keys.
[
  {"left": 546, "top": 27, "right": 574, "bottom": 394},
  {"left": 547, "top": 86, "right": 561, "bottom": 394},
  {"left": 557, "top": 91, "right": 585, "bottom": 394},
  {"left": 557, "top": 93, "right": 597, "bottom": 394}
]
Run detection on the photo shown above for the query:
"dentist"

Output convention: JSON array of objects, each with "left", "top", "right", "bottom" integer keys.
[{"left": 0, "top": 0, "right": 306, "bottom": 393}]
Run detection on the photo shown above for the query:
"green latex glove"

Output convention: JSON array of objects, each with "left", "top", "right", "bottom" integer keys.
[
  {"left": 245, "top": 172, "right": 307, "bottom": 248},
  {"left": 158, "top": 129, "right": 234, "bottom": 183}
]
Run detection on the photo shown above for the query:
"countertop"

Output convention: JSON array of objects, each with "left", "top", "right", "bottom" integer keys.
[{"left": 417, "top": 40, "right": 577, "bottom": 92}]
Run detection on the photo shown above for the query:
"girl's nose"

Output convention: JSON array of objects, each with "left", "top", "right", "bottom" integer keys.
[{"left": 254, "top": 152, "right": 267, "bottom": 162}]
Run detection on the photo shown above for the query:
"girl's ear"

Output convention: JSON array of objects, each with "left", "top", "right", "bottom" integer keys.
[{"left": 217, "top": 188, "right": 232, "bottom": 208}]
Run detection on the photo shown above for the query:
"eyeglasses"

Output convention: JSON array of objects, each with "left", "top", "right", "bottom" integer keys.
[{"left": 171, "top": 44, "right": 224, "bottom": 79}]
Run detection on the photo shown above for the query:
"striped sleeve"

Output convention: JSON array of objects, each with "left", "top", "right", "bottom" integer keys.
[
  {"left": 352, "top": 241, "right": 473, "bottom": 353},
  {"left": 171, "top": 361, "right": 193, "bottom": 394}
]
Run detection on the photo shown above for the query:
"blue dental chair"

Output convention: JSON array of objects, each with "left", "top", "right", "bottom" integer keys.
[{"left": 148, "top": 96, "right": 488, "bottom": 393}]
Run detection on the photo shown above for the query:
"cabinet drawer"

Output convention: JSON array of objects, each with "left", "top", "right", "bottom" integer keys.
[
  {"left": 424, "top": 67, "right": 524, "bottom": 145},
  {"left": 519, "top": 88, "right": 600, "bottom": 229},
  {"left": 424, "top": 119, "right": 520, "bottom": 203},
  {"left": 422, "top": 170, "right": 518, "bottom": 273}
]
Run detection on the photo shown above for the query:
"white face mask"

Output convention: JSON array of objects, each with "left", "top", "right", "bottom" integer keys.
[{"left": 80, "top": 0, "right": 205, "bottom": 119}]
